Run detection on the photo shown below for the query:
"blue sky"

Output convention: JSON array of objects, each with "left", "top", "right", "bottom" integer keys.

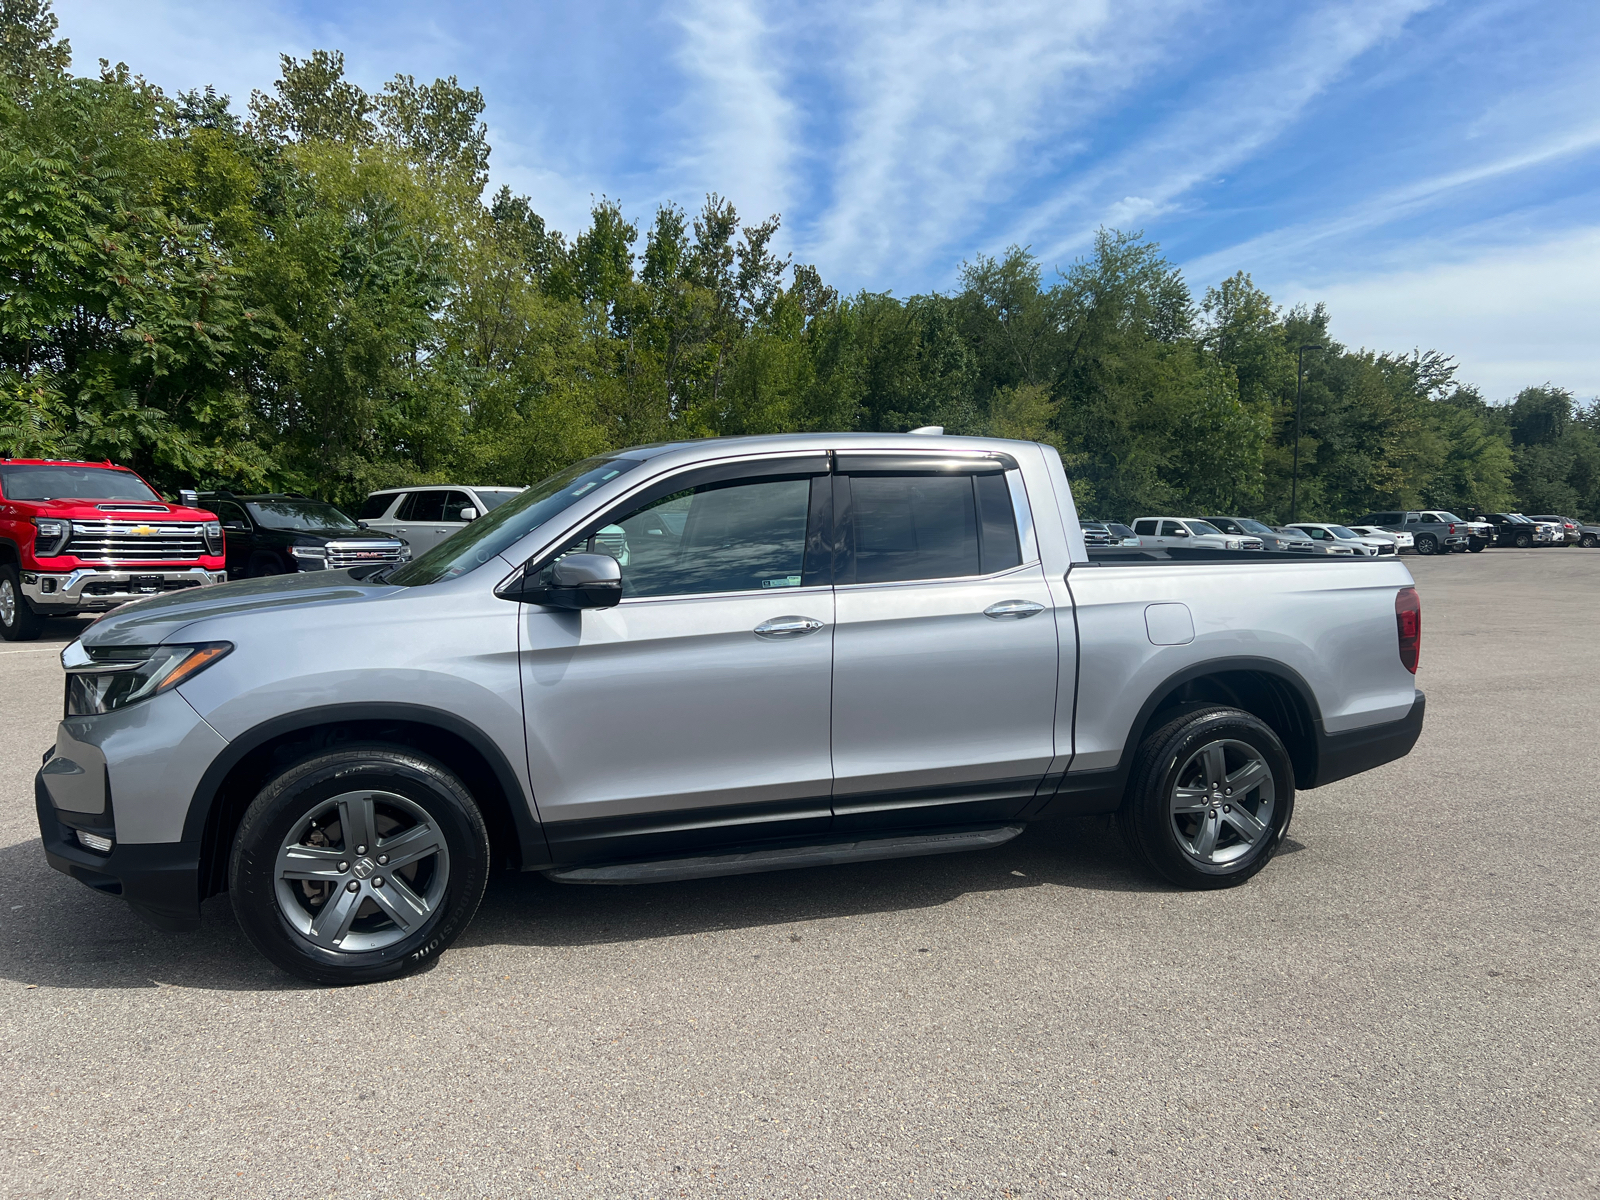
[{"left": 54, "top": 0, "right": 1600, "bottom": 399}]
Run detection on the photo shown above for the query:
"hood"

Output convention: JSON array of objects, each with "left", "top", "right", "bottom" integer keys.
[
  {"left": 80, "top": 570, "right": 398, "bottom": 647},
  {"left": 18, "top": 497, "right": 219, "bottom": 522}
]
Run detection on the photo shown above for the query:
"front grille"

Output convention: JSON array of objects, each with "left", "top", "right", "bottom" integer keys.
[
  {"left": 81, "top": 578, "right": 203, "bottom": 596},
  {"left": 323, "top": 540, "right": 406, "bottom": 569},
  {"left": 1378, "top": 544, "right": 1396, "bottom": 554},
  {"left": 66, "top": 520, "right": 205, "bottom": 562}
]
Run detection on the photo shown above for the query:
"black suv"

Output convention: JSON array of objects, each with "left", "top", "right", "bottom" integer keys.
[{"left": 194, "top": 492, "right": 409, "bottom": 578}]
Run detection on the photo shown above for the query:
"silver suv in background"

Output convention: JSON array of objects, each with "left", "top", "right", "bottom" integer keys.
[
  {"left": 1130, "top": 517, "right": 1262, "bottom": 550},
  {"left": 1203, "top": 517, "right": 1314, "bottom": 553},
  {"left": 360, "top": 486, "right": 525, "bottom": 556}
]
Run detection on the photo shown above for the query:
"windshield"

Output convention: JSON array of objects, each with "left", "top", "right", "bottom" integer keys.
[
  {"left": 389, "top": 456, "right": 644, "bottom": 585},
  {"left": 1107, "top": 523, "right": 1135, "bottom": 538},
  {"left": 1188, "top": 521, "right": 1224, "bottom": 536},
  {"left": 0, "top": 464, "right": 159, "bottom": 501},
  {"left": 246, "top": 500, "right": 360, "bottom": 532},
  {"left": 1234, "top": 518, "right": 1275, "bottom": 536},
  {"left": 1330, "top": 526, "right": 1362, "bottom": 538},
  {"left": 1433, "top": 512, "right": 1462, "bottom": 523},
  {"left": 476, "top": 490, "right": 521, "bottom": 512}
]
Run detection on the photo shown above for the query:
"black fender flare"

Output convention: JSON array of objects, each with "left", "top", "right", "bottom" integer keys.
[{"left": 185, "top": 702, "right": 550, "bottom": 890}]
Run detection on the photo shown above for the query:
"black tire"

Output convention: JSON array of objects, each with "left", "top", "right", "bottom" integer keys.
[
  {"left": 1451, "top": 542, "right": 1468, "bottom": 553},
  {"left": 1582, "top": 535, "right": 1597, "bottom": 549},
  {"left": 1514, "top": 532, "right": 1532, "bottom": 548},
  {"left": 0, "top": 564, "right": 43, "bottom": 641},
  {"left": 230, "top": 746, "right": 490, "bottom": 985},
  {"left": 1415, "top": 534, "right": 1438, "bottom": 555},
  {"left": 1119, "top": 706, "right": 1295, "bottom": 890},
  {"left": 1468, "top": 539, "right": 1487, "bottom": 553},
  {"left": 246, "top": 552, "right": 287, "bottom": 577}
]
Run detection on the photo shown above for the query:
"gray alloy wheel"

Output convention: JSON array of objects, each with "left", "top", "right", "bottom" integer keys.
[
  {"left": 1415, "top": 534, "right": 1438, "bottom": 555},
  {"left": 1168, "top": 739, "right": 1276, "bottom": 867},
  {"left": 1583, "top": 534, "right": 1597, "bottom": 548},
  {"left": 0, "top": 576, "right": 14, "bottom": 627},
  {"left": 1514, "top": 531, "right": 1532, "bottom": 548},
  {"left": 274, "top": 789, "right": 451, "bottom": 952}
]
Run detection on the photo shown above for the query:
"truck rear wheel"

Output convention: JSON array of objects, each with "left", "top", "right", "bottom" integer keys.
[
  {"left": 1414, "top": 534, "right": 1438, "bottom": 555},
  {"left": 1514, "top": 532, "right": 1532, "bottom": 548},
  {"left": 1120, "top": 707, "right": 1295, "bottom": 889},
  {"left": 230, "top": 746, "right": 490, "bottom": 985},
  {"left": 0, "top": 565, "right": 43, "bottom": 641}
]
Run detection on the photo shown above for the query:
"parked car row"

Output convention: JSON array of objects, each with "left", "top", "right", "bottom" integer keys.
[{"left": 1083, "top": 508, "right": 1600, "bottom": 557}]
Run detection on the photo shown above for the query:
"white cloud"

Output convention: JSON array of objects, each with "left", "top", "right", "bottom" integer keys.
[
  {"left": 1011, "top": 0, "right": 1436, "bottom": 267},
  {"left": 1280, "top": 228, "right": 1600, "bottom": 400},
  {"left": 670, "top": 0, "right": 796, "bottom": 223},
  {"left": 803, "top": 0, "right": 1192, "bottom": 285}
]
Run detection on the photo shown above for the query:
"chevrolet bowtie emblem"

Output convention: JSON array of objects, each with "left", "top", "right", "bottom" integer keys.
[{"left": 131, "top": 525, "right": 156, "bottom": 535}]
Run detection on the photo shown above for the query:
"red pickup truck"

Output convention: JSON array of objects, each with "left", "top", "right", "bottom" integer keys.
[{"left": 0, "top": 458, "right": 227, "bottom": 640}]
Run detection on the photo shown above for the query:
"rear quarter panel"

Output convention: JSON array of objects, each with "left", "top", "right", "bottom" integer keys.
[{"left": 1064, "top": 559, "right": 1418, "bottom": 771}]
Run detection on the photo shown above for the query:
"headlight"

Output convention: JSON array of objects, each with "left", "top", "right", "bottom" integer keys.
[
  {"left": 201, "top": 521, "right": 224, "bottom": 555},
  {"left": 33, "top": 517, "right": 70, "bottom": 557},
  {"left": 288, "top": 545, "right": 327, "bottom": 570},
  {"left": 1224, "top": 538, "right": 1243, "bottom": 550},
  {"left": 61, "top": 641, "right": 232, "bottom": 716}
]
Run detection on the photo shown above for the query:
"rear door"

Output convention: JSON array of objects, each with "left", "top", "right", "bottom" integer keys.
[
  {"left": 829, "top": 455, "right": 1059, "bottom": 829},
  {"left": 391, "top": 489, "right": 447, "bottom": 554}
]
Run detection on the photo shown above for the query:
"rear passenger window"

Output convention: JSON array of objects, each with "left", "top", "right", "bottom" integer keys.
[
  {"left": 1134, "top": 520, "right": 1157, "bottom": 536},
  {"left": 359, "top": 493, "right": 397, "bottom": 519},
  {"left": 847, "top": 472, "right": 1020, "bottom": 584},
  {"left": 398, "top": 490, "right": 446, "bottom": 522}
]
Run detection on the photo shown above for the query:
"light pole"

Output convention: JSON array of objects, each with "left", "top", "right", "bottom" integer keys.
[{"left": 1290, "top": 343, "right": 1322, "bottom": 524}]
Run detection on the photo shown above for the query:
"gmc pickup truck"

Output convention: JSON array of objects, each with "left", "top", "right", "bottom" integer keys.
[
  {"left": 0, "top": 459, "right": 226, "bottom": 640},
  {"left": 36, "top": 434, "right": 1425, "bottom": 984}
]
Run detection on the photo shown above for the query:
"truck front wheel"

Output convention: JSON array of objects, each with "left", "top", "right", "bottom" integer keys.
[
  {"left": 230, "top": 747, "right": 491, "bottom": 985},
  {"left": 0, "top": 565, "right": 43, "bottom": 641},
  {"left": 1120, "top": 707, "right": 1295, "bottom": 889}
]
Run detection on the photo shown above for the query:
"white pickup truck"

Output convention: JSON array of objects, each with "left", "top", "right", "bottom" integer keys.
[{"left": 37, "top": 433, "right": 1425, "bottom": 984}]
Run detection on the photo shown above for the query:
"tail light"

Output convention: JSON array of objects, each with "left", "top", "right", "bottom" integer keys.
[
  {"left": 1395, "top": 586, "right": 1421, "bottom": 673},
  {"left": 1447, "top": 523, "right": 1455, "bottom": 534}
]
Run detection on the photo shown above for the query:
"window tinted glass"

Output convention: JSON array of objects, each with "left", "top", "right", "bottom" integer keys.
[
  {"left": 359, "top": 493, "right": 398, "bottom": 519},
  {"left": 1107, "top": 523, "right": 1136, "bottom": 538},
  {"left": 210, "top": 500, "right": 250, "bottom": 528},
  {"left": 553, "top": 477, "right": 812, "bottom": 597},
  {"left": 1160, "top": 521, "right": 1185, "bottom": 537},
  {"left": 398, "top": 490, "right": 446, "bottom": 522},
  {"left": 1236, "top": 519, "right": 1274, "bottom": 535},
  {"left": 851, "top": 474, "right": 979, "bottom": 583},
  {"left": 0, "top": 464, "right": 159, "bottom": 501},
  {"left": 1133, "top": 519, "right": 1156, "bottom": 535},
  {"left": 246, "top": 500, "right": 359, "bottom": 532},
  {"left": 974, "top": 472, "right": 1022, "bottom": 573},
  {"left": 442, "top": 491, "right": 476, "bottom": 521},
  {"left": 476, "top": 490, "right": 520, "bottom": 511},
  {"left": 1188, "top": 521, "right": 1223, "bottom": 536}
]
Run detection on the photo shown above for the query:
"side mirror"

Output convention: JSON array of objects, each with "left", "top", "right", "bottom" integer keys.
[
  {"left": 501, "top": 552, "right": 622, "bottom": 609},
  {"left": 357, "top": 520, "right": 369, "bottom": 529},
  {"left": 459, "top": 507, "right": 477, "bottom": 522},
  {"left": 1172, "top": 528, "right": 1190, "bottom": 537}
]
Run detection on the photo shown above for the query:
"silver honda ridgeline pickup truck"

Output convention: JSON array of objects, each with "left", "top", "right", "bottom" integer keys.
[{"left": 37, "top": 434, "right": 1425, "bottom": 984}]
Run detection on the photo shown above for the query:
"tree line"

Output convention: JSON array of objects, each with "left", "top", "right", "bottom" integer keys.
[{"left": 3, "top": 1, "right": 1597, "bottom": 522}]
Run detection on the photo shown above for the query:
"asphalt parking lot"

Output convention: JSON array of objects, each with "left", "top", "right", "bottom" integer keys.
[{"left": 2, "top": 550, "right": 1596, "bottom": 1199}]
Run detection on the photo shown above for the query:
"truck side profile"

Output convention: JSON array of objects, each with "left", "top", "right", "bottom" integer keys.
[
  {"left": 0, "top": 459, "right": 226, "bottom": 640},
  {"left": 36, "top": 435, "right": 1425, "bottom": 984}
]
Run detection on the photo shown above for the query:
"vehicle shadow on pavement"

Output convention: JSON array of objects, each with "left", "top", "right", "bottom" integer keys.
[
  {"left": 0, "top": 817, "right": 1173, "bottom": 990},
  {"left": 460, "top": 815, "right": 1170, "bottom": 951}
]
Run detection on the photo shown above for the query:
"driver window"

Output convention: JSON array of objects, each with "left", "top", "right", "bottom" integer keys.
[
  {"left": 1160, "top": 521, "right": 1185, "bottom": 537},
  {"left": 211, "top": 500, "right": 250, "bottom": 530},
  {"left": 550, "top": 477, "right": 814, "bottom": 598}
]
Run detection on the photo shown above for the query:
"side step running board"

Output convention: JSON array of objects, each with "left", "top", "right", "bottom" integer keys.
[{"left": 544, "top": 824, "right": 1026, "bottom": 886}]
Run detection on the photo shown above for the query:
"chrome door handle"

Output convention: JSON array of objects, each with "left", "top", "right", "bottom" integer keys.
[
  {"left": 984, "top": 599, "right": 1045, "bottom": 620},
  {"left": 754, "top": 615, "right": 825, "bottom": 639}
]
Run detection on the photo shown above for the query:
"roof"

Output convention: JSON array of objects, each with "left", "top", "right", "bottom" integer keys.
[{"left": 0, "top": 458, "right": 132, "bottom": 468}]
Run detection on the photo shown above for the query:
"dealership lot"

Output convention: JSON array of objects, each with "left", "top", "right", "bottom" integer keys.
[{"left": 1, "top": 551, "right": 1596, "bottom": 1198}]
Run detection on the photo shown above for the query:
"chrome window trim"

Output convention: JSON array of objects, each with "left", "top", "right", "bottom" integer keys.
[
  {"left": 833, "top": 561, "right": 1040, "bottom": 592},
  {"left": 615, "top": 583, "right": 834, "bottom": 607}
]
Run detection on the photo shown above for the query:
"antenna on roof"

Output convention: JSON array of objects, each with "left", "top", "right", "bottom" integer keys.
[{"left": 910, "top": 426, "right": 944, "bottom": 435}]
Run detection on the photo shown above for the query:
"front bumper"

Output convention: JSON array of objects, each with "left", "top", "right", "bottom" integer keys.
[
  {"left": 21, "top": 566, "right": 228, "bottom": 613},
  {"left": 36, "top": 768, "right": 202, "bottom": 932}
]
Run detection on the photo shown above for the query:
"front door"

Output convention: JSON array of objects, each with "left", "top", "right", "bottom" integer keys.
[
  {"left": 829, "top": 463, "right": 1059, "bottom": 829},
  {"left": 390, "top": 489, "right": 449, "bottom": 556},
  {"left": 521, "top": 462, "right": 836, "bottom": 864}
]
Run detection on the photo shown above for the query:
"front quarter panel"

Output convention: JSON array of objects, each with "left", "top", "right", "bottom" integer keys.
[{"left": 174, "top": 575, "right": 530, "bottom": 824}]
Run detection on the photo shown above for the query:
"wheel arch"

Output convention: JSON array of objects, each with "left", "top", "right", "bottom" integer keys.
[
  {"left": 187, "top": 703, "right": 549, "bottom": 900},
  {"left": 1126, "top": 657, "right": 1323, "bottom": 790}
]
